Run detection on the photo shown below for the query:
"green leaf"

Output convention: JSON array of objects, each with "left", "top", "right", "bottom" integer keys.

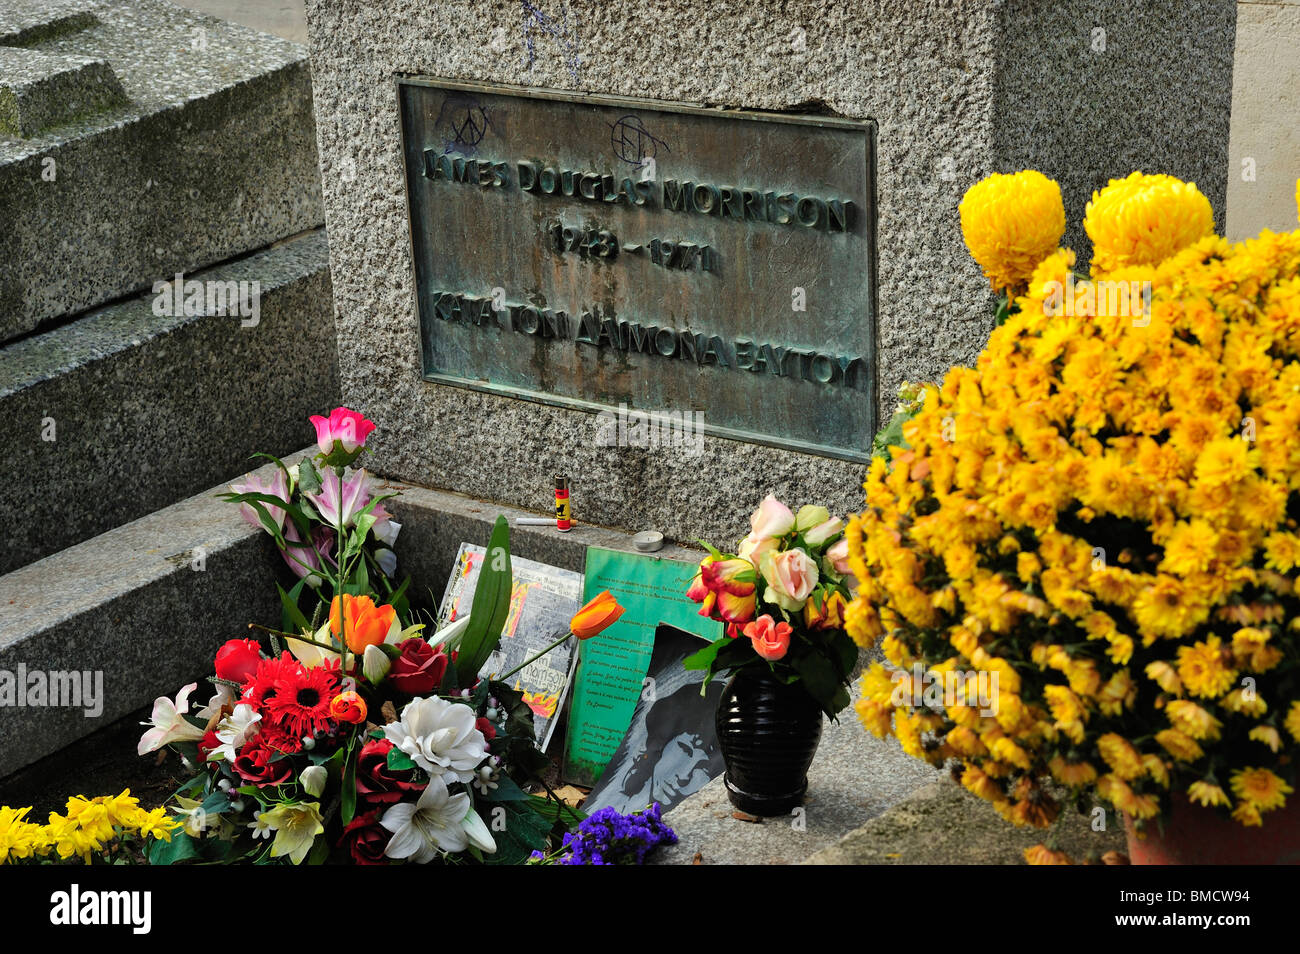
[
  {"left": 144, "top": 831, "right": 200, "bottom": 866},
  {"left": 790, "top": 651, "right": 840, "bottom": 717},
  {"left": 994, "top": 293, "right": 1011, "bottom": 327},
  {"left": 297, "top": 458, "right": 323, "bottom": 495},
  {"left": 340, "top": 742, "right": 358, "bottom": 826},
  {"left": 278, "top": 582, "right": 311, "bottom": 635},
  {"left": 683, "top": 638, "right": 727, "bottom": 671},
  {"left": 455, "top": 516, "right": 513, "bottom": 686},
  {"left": 386, "top": 746, "right": 416, "bottom": 772},
  {"left": 305, "top": 835, "right": 331, "bottom": 866},
  {"left": 528, "top": 794, "right": 586, "bottom": 825},
  {"left": 484, "top": 800, "right": 552, "bottom": 865},
  {"left": 199, "top": 790, "right": 232, "bottom": 816},
  {"left": 482, "top": 772, "right": 530, "bottom": 802}
]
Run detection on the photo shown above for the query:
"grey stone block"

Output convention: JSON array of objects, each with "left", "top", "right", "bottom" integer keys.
[
  {"left": 0, "top": 229, "right": 337, "bottom": 575},
  {"left": 0, "top": 47, "right": 128, "bottom": 138},
  {"left": 302, "top": 0, "right": 1236, "bottom": 543},
  {"left": 0, "top": 461, "right": 287, "bottom": 775},
  {"left": 0, "top": 0, "right": 325, "bottom": 341}
]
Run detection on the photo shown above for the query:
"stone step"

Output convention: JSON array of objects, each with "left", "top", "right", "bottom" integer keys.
[
  {"left": 0, "top": 461, "right": 684, "bottom": 776},
  {"left": 0, "top": 228, "right": 336, "bottom": 576},
  {"left": 0, "top": 0, "right": 324, "bottom": 341}
]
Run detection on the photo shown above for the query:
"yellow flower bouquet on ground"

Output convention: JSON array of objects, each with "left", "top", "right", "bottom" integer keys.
[{"left": 847, "top": 169, "right": 1300, "bottom": 854}]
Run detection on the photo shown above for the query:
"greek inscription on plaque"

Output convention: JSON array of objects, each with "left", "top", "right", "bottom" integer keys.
[{"left": 397, "top": 79, "right": 877, "bottom": 460}]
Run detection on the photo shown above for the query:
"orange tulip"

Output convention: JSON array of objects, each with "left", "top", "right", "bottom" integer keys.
[
  {"left": 329, "top": 690, "right": 368, "bottom": 724},
  {"left": 570, "top": 591, "right": 625, "bottom": 640},
  {"left": 329, "top": 594, "right": 396, "bottom": 654}
]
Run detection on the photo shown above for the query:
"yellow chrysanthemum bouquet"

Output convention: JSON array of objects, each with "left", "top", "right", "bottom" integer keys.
[{"left": 848, "top": 169, "right": 1300, "bottom": 847}]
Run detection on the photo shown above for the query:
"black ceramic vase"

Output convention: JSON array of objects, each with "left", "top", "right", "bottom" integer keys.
[{"left": 715, "top": 666, "right": 824, "bottom": 816}]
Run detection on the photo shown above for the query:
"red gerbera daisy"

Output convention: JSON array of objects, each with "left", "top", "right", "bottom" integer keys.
[
  {"left": 260, "top": 654, "right": 341, "bottom": 742},
  {"left": 243, "top": 651, "right": 305, "bottom": 711}
]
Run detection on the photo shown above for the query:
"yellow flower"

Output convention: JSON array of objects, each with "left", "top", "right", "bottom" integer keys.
[
  {"left": 959, "top": 170, "right": 1066, "bottom": 292},
  {"left": 1285, "top": 701, "right": 1300, "bottom": 742},
  {"left": 1155, "top": 728, "right": 1204, "bottom": 762},
  {"left": 960, "top": 764, "right": 1003, "bottom": 802},
  {"left": 1176, "top": 636, "right": 1237, "bottom": 699},
  {"left": 1194, "top": 438, "right": 1255, "bottom": 488},
  {"left": 1229, "top": 767, "right": 1292, "bottom": 812},
  {"left": 1187, "top": 781, "right": 1231, "bottom": 808},
  {"left": 0, "top": 806, "right": 47, "bottom": 863},
  {"left": 1097, "top": 733, "right": 1144, "bottom": 779},
  {"left": 1024, "top": 843, "right": 1071, "bottom": 865},
  {"left": 1232, "top": 801, "right": 1264, "bottom": 826},
  {"left": 261, "top": 802, "right": 324, "bottom": 865},
  {"left": 134, "top": 807, "right": 179, "bottom": 842},
  {"left": 855, "top": 698, "right": 893, "bottom": 739},
  {"left": 1166, "top": 699, "right": 1222, "bottom": 741},
  {"left": 1249, "top": 726, "right": 1283, "bottom": 753},
  {"left": 1048, "top": 756, "right": 1098, "bottom": 787},
  {"left": 1085, "top": 172, "right": 1214, "bottom": 274},
  {"left": 1159, "top": 520, "right": 1218, "bottom": 575},
  {"left": 1221, "top": 687, "right": 1268, "bottom": 717}
]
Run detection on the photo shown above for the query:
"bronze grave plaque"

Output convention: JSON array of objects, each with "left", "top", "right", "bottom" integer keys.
[{"left": 397, "top": 78, "right": 877, "bottom": 460}]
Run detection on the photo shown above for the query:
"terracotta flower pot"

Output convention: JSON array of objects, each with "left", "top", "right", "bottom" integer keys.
[{"left": 1124, "top": 794, "right": 1300, "bottom": 864}]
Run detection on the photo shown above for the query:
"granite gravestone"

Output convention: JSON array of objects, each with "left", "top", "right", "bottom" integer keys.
[{"left": 304, "top": 0, "right": 1235, "bottom": 542}]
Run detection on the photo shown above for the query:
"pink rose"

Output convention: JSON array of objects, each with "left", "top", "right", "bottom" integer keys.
[
  {"left": 825, "top": 538, "right": 851, "bottom": 575},
  {"left": 736, "top": 532, "right": 779, "bottom": 566},
  {"left": 749, "top": 495, "right": 795, "bottom": 539},
  {"left": 760, "top": 548, "right": 819, "bottom": 611},
  {"left": 310, "top": 407, "right": 377, "bottom": 464},
  {"left": 743, "top": 615, "right": 792, "bottom": 661},
  {"left": 824, "top": 539, "right": 859, "bottom": 595},
  {"left": 804, "top": 517, "right": 844, "bottom": 547}
]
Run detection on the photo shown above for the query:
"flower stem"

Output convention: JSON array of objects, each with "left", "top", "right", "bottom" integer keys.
[{"left": 498, "top": 632, "right": 572, "bottom": 682}]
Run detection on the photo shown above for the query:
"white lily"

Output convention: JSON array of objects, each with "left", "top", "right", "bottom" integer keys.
[
  {"left": 381, "top": 777, "right": 472, "bottom": 861},
  {"left": 462, "top": 804, "right": 497, "bottom": 854},
  {"left": 137, "top": 683, "right": 207, "bottom": 755},
  {"left": 210, "top": 703, "right": 261, "bottom": 762}
]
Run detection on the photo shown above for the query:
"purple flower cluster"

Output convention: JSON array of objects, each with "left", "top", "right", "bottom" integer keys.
[{"left": 551, "top": 803, "right": 677, "bottom": 865}]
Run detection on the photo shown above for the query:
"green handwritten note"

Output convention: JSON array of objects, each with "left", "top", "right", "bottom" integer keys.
[{"left": 562, "top": 547, "right": 720, "bottom": 786}]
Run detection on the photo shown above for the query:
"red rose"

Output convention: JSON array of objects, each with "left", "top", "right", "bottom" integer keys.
[
  {"left": 215, "top": 638, "right": 263, "bottom": 684},
  {"left": 232, "top": 738, "right": 294, "bottom": 787},
  {"left": 475, "top": 716, "right": 497, "bottom": 743},
  {"left": 338, "top": 809, "right": 390, "bottom": 865},
  {"left": 355, "top": 739, "right": 425, "bottom": 805},
  {"left": 386, "top": 639, "right": 448, "bottom": 696}
]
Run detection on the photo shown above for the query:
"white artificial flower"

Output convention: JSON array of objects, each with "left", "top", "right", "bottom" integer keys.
[
  {"left": 375, "top": 547, "right": 398, "bottom": 578},
  {"left": 300, "top": 765, "right": 328, "bottom": 797},
  {"left": 137, "top": 683, "right": 207, "bottom": 755},
  {"left": 248, "top": 812, "right": 273, "bottom": 840},
  {"left": 362, "top": 643, "right": 391, "bottom": 684},
  {"left": 381, "top": 777, "right": 472, "bottom": 861},
  {"left": 210, "top": 703, "right": 262, "bottom": 762},
  {"left": 384, "top": 696, "right": 488, "bottom": 785},
  {"left": 197, "top": 683, "right": 236, "bottom": 722}
]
